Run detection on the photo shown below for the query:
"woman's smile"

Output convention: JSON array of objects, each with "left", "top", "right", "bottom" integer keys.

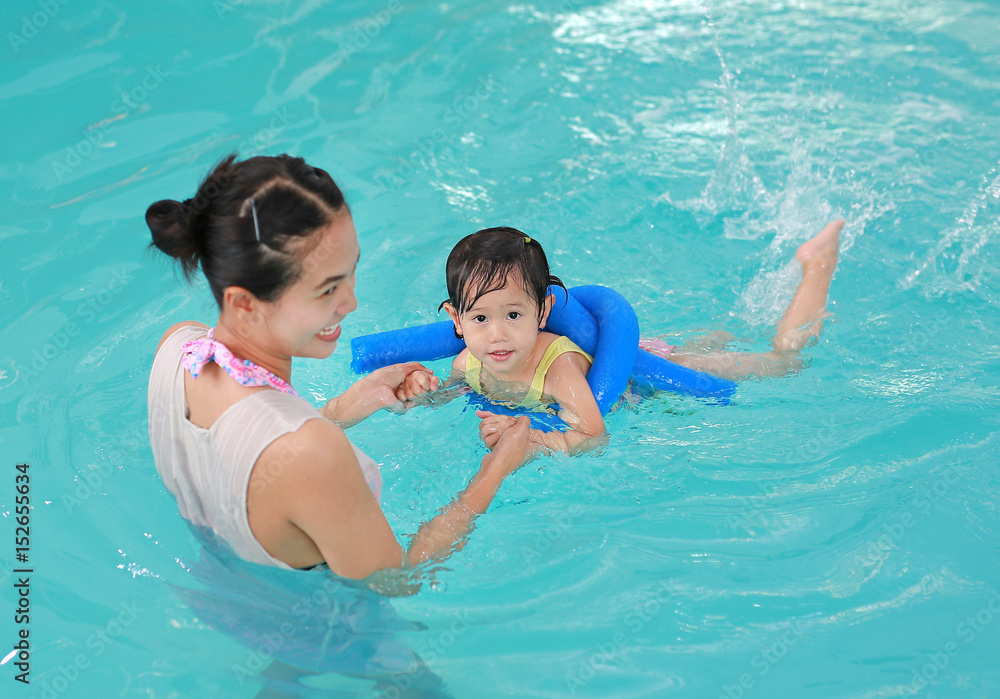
[{"left": 316, "top": 323, "right": 342, "bottom": 342}]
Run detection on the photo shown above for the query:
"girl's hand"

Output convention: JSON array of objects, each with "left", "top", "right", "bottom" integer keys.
[
  {"left": 324, "top": 362, "right": 438, "bottom": 427},
  {"left": 476, "top": 410, "right": 519, "bottom": 450},
  {"left": 395, "top": 367, "right": 440, "bottom": 402}
]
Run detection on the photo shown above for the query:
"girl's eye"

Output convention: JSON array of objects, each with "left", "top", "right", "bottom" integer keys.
[
  {"left": 507, "top": 311, "right": 521, "bottom": 320},
  {"left": 322, "top": 285, "right": 337, "bottom": 297},
  {"left": 473, "top": 315, "right": 487, "bottom": 323}
]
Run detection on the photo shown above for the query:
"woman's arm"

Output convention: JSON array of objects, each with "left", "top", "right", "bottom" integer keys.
[
  {"left": 321, "top": 361, "right": 438, "bottom": 428},
  {"left": 405, "top": 416, "right": 530, "bottom": 561},
  {"left": 260, "top": 416, "right": 531, "bottom": 580}
]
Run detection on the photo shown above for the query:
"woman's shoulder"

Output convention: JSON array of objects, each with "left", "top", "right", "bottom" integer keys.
[
  {"left": 260, "top": 417, "right": 361, "bottom": 482},
  {"left": 156, "top": 321, "right": 209, "bottom": 352}
]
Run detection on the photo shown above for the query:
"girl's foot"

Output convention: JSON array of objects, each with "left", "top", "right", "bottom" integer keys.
[{"left": 795, "top": 219, "right": 843, "bottom": 273}]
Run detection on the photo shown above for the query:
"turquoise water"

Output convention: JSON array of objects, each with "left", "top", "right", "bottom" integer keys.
[{"left": 2, "top": 0, "right": 1000, "bottom": 696}]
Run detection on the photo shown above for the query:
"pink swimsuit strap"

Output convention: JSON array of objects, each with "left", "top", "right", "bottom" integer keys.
[{"left": 181, "top": 328, "right": 299, "bottom": 397}]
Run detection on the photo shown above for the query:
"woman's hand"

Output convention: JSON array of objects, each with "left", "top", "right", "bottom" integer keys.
[
  {"left": 464, "top": 413, "right": 533, "bottom": 509},
  {"left": 323, "top": 362, "right": 439, "bottom": 428},
  {"left": 483, "top": 415, "right": 532, "bottom": 477},
  {"left": 477, "top": 409, "right": 550, "bottom": 454}
]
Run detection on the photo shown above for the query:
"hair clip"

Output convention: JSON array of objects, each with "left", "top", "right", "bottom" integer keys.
[
  {"left": 524, "top": 236, "right": 531, "bottom": 244},
  {"left": 251, "top": 197, "right": 262, "bottom": 243}
]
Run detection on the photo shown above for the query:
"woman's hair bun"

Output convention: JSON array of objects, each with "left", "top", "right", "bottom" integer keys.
[{"left": 146, "top": 199, "right": 199, "bottom": 276}]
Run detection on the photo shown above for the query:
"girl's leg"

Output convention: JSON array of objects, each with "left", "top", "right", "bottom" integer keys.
[
  {"left": 772, "top": 219, "right": 843, "bottom": 353},
  {"left": 662, "top": 220, "right": 843, "bottom": 381}
]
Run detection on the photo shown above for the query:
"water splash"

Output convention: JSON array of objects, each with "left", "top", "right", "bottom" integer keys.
[
  {"left": 903, "top": 163, "right": 1000, "bottom": 296},
  {"left": 677, "top": 6, "right": 891, "bottom": 327}
]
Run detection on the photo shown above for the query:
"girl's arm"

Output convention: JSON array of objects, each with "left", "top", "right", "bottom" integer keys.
[{"left": 478, "top": 351, "right": 605, "bottom": 455}]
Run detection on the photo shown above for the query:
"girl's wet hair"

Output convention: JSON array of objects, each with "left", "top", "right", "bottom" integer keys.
[
  {"left": 442, "top": 226, "right": 565, "bottom": 319},
  {"left": 145, "top": 153, "right": 348, "bottom": 306}
]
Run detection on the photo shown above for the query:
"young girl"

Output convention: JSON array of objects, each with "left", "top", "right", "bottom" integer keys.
[
  {"left": 440, "top": 221, "right": 844, "bottom": 454},
  {"left": 440, "top": 227, "right": 605, "bottom": 454}
]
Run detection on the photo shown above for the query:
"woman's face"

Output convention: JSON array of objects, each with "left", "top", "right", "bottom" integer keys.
[{"left": 261, "top": 212, "right": 360, "bottom": 360}]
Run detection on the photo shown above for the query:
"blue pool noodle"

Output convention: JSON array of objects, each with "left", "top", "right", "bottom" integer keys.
[
  {"left": 350, "top": 285, "right": 736, "bottom": 415},
  {"left": 544, "top": 286, "right": 736, "bottom": 402},
  {"left": 542, "top": 285, "right": 637, "bottom": 414},
  {"left": 351, "top": 320, "right": 465, "bottom": 372},
  {"left": 349, "top": 285, "right": 637, "bottom": 413}
]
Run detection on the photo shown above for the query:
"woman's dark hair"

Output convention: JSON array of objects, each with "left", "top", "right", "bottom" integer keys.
[
  {"left": 145, "top": 153, "right": 349, "bottom": 306},
  {"left": 442, "top": 226, "right": 565, "bottom": 320}
]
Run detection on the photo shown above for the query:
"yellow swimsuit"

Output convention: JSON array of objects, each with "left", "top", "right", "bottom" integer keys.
[{"left": 464, "top": 335, "right": 593, "bottom": 406}]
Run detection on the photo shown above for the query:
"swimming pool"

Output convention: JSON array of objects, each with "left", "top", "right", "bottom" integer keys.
[{"left": 2, "top": 0, "right": 999, "bottom": 696}]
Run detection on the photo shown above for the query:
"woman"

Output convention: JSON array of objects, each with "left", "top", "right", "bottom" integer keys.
[{"left": 146, "top": 153, "right": 531, "bottom": 580}]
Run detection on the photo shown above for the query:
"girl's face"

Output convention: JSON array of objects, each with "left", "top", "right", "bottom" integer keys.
[
  {"left": 259, "top": 212, "right": 360, "bottom": 359},
  {"left": 445, "top": 277, "right": 554, "bottom": 384}
]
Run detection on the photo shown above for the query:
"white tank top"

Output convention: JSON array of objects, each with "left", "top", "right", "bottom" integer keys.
[{"left": 147, "top": 325, "right": 381, "bottom": 569}]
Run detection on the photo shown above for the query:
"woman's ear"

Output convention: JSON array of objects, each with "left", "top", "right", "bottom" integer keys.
[
  {"left": 441, "top": 302, "right": 464, "bottom": 339},
  {"left": 538, "top": 294, "right": 555, "bottom": 329},
  {"left": 222, "top": 286, "right": 265, "bottom": 338}
]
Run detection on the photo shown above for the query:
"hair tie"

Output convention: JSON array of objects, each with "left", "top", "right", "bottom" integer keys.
[
  {"left": 251, "top": 197, "right": 262, "bottom": 243},
  {"left": 524, "top": 236, "right": 531, "bottom": 244}
]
